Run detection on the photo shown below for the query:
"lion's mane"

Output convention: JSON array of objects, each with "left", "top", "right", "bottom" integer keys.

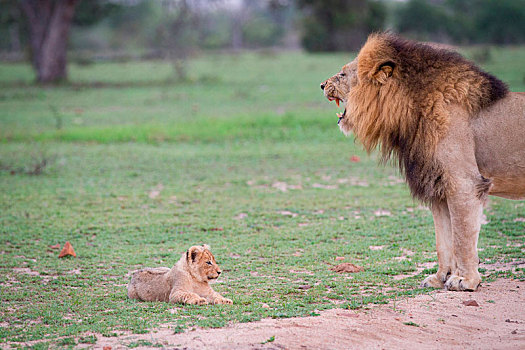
[{"left": 348, "top": 33, "right": 508, "bottom": 203}]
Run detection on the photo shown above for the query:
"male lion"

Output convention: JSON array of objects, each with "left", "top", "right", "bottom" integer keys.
[
  {"left": 127, "top": 245, "right": 233, "bottom": 305},
  {"left": 321, "top": 33, "right": 525, "bottom": 291}
]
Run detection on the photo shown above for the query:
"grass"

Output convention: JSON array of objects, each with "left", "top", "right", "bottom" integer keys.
[{"left": 1, "top": 47, "right": 524, "bottom": 347}]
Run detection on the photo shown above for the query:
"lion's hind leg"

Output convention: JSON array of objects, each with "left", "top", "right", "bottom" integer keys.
[{"left": 421, "top": 200, "right": 456, "bottom": 289}]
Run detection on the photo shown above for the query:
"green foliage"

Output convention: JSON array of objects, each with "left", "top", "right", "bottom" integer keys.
[
  {"left": 396, "top": 0, "right": 450, "bottom": 41},
  {"left": 396, "top": 0, "right": 525, "bottom": 44},
  {"left": 73, "top": 1, "right": 122, "bottom": 27},
  {"left": 298, "top": 0, "right": 386, "bottom": 51},
  {"left": 473, "top": 0, "right": 525, "bottom": 44},
  {"left": 243, "top": 15, "right": 282, "bottom": 48}
]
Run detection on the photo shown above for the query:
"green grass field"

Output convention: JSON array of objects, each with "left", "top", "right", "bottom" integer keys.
[{"left": 1, "top": 47, "right": 524, "bottom": 348}]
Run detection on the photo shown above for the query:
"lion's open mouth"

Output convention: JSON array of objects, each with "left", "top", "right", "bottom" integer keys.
[
  {"left": 328, "top": 97, "right": 346, "bottom": 124},
  {"left": 328, "top": 96, "right": 341, "bottom": 107}
]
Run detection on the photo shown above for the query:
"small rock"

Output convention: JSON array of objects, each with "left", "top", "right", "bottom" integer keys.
[{"left": 462, "top": 299, "right": 479, "bottom": 307}]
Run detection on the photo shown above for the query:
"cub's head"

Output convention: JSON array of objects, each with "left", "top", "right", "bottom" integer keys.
[
  {"left": 186, "top": 245, "right": 222, "bottom": 283},
  {"left": 320, "top": 59, "right": 359, "bottom": 132}
]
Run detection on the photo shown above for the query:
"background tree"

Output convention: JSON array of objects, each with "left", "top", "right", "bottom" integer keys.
[
  {"left": 395, "top": 0, "right": 525, "bottom": 45},
  {"left": 395, "top": 0, "right": 450, "bottom": 42},
  {"left": 472, "top": 0, "right": 525, "bottom": 45},
  {"left": 298, "top": 0, "right": 386, "bottom": 52},
  {"left": 10, "top": 0, "right": 120, "bottom": 84},
  {"left": 18, "top": 0, "right": 80, "bottom": 84},
  {"left": 153, "top": 0, "right": 202, "bottom": 81}
]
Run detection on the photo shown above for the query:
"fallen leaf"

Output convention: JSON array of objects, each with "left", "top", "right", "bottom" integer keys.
[
  {"left": 297, "top": 285, "right": 312, "bottom": 290},
  {"left": 330, "top": 263, "right": 364, "bottom": 273},
  {"left": 335, "top": 256, "right": 345, "bottom": 261},
  {"left": 350, "top": 155, "right": 360, "bottom": 162},
  {"left": 103, "top": 347, "right": 112, "bottom": 350},
  {"left": 58, "top": 241, "right": 76, "bottom": 258},
  {"left": 262, "top": 303, "right": 270, "bottom": 308},
  {"left": 49, "top": 243, "right": 61, "bottom": 249},
  {"left": 462, "top": 299, "right": 479, "bottom": 307}
]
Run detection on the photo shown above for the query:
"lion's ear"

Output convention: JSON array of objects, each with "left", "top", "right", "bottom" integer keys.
[
  {"left": 372, "top": 61, "right": 395, "bottom": 84},
  {"left": 187, "top": 246, "right": 202, "bottom": 262}
]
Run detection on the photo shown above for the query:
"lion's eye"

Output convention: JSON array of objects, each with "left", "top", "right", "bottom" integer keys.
[
  {"left": 206, "top": 261, "right": 212, "bottom": 265},
  {"left": 340, "top": 73, "right": 346, "bottom": 77}
]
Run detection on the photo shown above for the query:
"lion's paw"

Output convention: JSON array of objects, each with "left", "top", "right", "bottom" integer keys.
[
  {"left": 444, "top": 275, "right": 480, "bottom": 292},
  {"left": 188, "top": 297, "right": 208, "bottom": 305},
  {"left": 420, "top": 274, "right": 445, "bottom": 289},
  {"left": 213, "top": 297, "right": 233, "bottom": 305}
]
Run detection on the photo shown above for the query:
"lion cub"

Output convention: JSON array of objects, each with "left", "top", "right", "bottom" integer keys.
[{"left": 127, "top": 245, "right": 232, "bottom": 305}]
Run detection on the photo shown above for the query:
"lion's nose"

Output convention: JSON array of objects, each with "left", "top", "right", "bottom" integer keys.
[
  {"left": 320, "top": 83, "right": 326, "bottom": 90},
  {"left": 217, "top": 271, "right": 221, "bottom": 275}
]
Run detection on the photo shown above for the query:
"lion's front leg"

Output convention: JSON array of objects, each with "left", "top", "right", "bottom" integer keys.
[
  {"left": 421, "top": 200, "right": 456, "bottom": 289},
  {"left": 169, "top": 289, "right": 208, "bottom": 305},
  {"left": 204, "top": 289, "right": 233, "bottom": 305},
  {"left": 444, "top": 194, "right": 483, "bottom": 291}
]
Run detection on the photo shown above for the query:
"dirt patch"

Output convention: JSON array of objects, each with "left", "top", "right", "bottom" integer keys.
[
  {"left": 330, "top": 263, "right": 364, "bottom": 273},
  {"left": 91, "top": 278, "right": 524, "bottom": 350}
]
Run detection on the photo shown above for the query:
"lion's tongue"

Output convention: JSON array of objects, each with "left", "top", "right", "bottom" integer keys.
[{"left": 336, "top": 99, "right": 340, "bottom": 107}]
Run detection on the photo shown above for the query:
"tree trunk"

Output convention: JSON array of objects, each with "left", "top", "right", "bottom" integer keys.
[{"left": 19, "top": 0, "right": 79, "bottom": 84}]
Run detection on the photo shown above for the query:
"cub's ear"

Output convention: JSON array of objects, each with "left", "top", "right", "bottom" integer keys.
[
  {"left": 187, "top": 246, "right": 202, "bottom": 262},
  {"left": 202, "top": 244, "right": 210, "bottom": 250},
  {"left": 371, "top": 61, "right": 395, "bottom": 84}
]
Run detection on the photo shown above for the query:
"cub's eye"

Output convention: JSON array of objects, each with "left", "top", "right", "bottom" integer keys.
[{"left": 206, "top": 261, "right": 212, "bottom": 265}]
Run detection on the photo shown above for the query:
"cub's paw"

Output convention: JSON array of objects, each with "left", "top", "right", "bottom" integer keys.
[
  {"left": 420, "top": 274, "right": 445, "bottom": 289},
  {"left": 444, "top": 275, "right": 481, "bottom": 292},
  {"left": 213, "top": 297, "right": 233, "bottom": 305},
  {"left": 187, "top": 297, "right": 208, "bottom": 305}
]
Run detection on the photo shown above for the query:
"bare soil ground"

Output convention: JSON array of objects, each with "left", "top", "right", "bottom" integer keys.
[{"left": 94, "top": 278, "right": 524, "bottom": 350}]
